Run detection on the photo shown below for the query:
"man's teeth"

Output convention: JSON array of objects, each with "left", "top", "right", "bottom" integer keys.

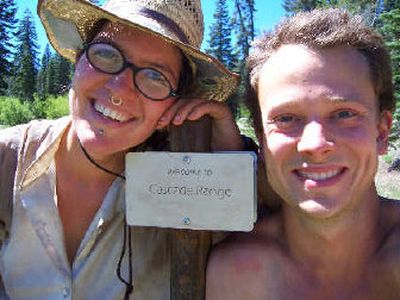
[
  {"left": 298, "top": 169, "right": 340, "bottom": 181},
  {"left": 94, "top": 102, "right": 129, "bottom": 122}
]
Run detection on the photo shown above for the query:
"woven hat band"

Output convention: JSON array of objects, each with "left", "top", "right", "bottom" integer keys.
[{"left": 137, "top": 8, "right": 189, "bottom": 44}]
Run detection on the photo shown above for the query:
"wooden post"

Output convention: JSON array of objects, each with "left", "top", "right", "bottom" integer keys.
[{"left": 169, "top": 117, "right": 213, "bottom": 300}]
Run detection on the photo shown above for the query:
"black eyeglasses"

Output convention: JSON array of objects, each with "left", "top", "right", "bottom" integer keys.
[{"left": 85, "top": 42, "right": 180, "bottom": 101}]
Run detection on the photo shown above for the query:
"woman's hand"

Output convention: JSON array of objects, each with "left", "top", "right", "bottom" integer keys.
[{"left": 156, "top": 98, "right": 244, "bottom": 151}]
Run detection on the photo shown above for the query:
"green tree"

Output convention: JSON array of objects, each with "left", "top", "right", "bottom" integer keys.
[
  {"left": 46, "top": 52, "right": 73, "bottom": 96},
  {"left": 283, "top": 0, "right": 325, "bottom": 13},
  {"left": 283, "top": 0, "right": 378, "bottom": 19},
  {"left": 0, "top": 0, "right": 17, "bottom": 94},
  {"left": 382, "top": 0, "right": 400, "bottom": 11},
  {"left": 232, "top": 0, "right": 255, "bottom": 72},
  {"left": 37, "top": 44, "right": 52, "bottom": 100},
  {"left": 207, "top": 0, "right": 236, "bottom": 70},
  {"left": 9, "top": 9, "right": 39, "bottom": 101},
  {"left": 379, "top": 8, "right": 400, "bottom": 141},
  {"left": 231, "top": 0, "right": 256, "bottom": 117},
  {"left": 207, "top": 0, "right": 238, "bottom": 115}
]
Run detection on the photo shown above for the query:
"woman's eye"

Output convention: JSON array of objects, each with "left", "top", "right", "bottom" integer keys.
[{"left": 96, "top": 49, "right": 119, "bottom": 61}]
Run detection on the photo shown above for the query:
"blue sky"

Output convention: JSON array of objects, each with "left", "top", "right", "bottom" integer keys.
[{"left": 15, "top": 0, "right": 285, "bottom": 55}]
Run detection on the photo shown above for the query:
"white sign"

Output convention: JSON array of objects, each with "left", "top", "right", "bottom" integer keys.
[{"left": 125, "top": 152, "right": 256, "bottom": 231}]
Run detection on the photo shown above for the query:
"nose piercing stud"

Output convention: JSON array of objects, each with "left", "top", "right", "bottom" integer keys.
[
  {"left": 99, "top": 129, "right": 105, "bottom": 135},
  {"left": 110, "top": 96, "right": 123, "bottom": 106}
]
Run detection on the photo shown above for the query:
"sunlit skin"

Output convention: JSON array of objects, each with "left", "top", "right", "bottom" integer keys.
[
  {"left": 259, "top": 44, "right": 390, "bottom": 220},
  {"left": 54, "top": 22, "right": 242, "bottom": 264},
  {"left": 68, "top": 22, "right": 242, "bottom": 171},
  {"left": 70, "top": 23, "right": 183, "bottom": 164},
  {"left": 206, "top": 45, "right": 400, "bottom": 300}
]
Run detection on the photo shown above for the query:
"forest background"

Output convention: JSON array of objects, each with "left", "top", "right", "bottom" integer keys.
[{"left": 0, "top": 0, "right": 399, "bottom": 196}]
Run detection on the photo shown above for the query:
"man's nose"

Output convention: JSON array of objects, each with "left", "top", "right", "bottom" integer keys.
[{"left": 297, "top": 121, "right": 335, "bottom": 159}]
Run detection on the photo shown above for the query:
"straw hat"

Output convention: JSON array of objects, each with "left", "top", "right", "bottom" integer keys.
[{"left": 37, "top": 0, "right": 239, "bottom": 102}]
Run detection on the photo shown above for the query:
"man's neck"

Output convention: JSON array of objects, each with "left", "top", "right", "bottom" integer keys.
[{"left": 281, "top": 192, "right": 382, "bottom": 285}]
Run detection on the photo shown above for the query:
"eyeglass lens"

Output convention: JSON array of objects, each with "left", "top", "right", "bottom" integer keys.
[{"left": 86, "top": 42, "right": 177, "bottom": 100}]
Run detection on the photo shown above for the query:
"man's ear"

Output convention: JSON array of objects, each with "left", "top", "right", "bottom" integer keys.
[{"left": 377, "top": 110, "right": 393, "bottom": 155}]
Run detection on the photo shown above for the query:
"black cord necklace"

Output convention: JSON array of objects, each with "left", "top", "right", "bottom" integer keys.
[
  {"left": 79, "top": 142, "right": 126, "bottom": 180},
  {"left": 78, "top": 141, "right": 132, "bottom": 298}
]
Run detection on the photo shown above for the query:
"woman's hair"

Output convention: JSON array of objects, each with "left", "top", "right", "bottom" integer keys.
[{"left": 246, "top": 8, "right": 395, "bottom": 139}]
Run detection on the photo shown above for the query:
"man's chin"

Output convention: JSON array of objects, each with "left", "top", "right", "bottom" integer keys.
[{"left": 298, "top": 199, "right": 340, "bottom": 219}]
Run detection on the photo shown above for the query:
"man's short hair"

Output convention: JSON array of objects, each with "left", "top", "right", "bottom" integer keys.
[{"left": 246, "top": 8, "right": 395, "bottom": 139}]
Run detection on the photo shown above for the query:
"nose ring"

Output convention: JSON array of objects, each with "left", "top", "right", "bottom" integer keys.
[{"left": 110, "top": 96, "right": 123, "bottom": 106}]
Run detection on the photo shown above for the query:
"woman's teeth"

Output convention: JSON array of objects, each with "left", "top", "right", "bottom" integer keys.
[{"left": 94, "top": 102, "right": 130, "bottom": 122}]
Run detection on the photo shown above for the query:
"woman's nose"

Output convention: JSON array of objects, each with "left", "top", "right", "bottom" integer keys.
[{"left": 105, "top": 68, "right": 137, "bottom": 96}]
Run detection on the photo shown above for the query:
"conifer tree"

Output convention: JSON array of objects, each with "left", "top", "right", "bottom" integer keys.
[
  {"left": 283, "top": 0, "right": 324, "bottom": 14},
  {"left": 230, "top": 0, "right": 256, "bottom": 117},
  {"left": 379, "top": 8, "right": 400, "bottom": 141},
  {"left": 283, "top": 0, "right": 380, "bottom": 24},
  {"left": 46, "top": 52, "right": 72, "bottom": 96},
  {"left": 232, "top": 0, "right": 255, "bottom": 71},
  {"left": 207, "top": 0, "right": 238, "bottom": 114},
  {"left": 207, "top": 0, "right": 236, "bottom": 70},
  {"left": 9, "top": 9, "right": 39, "bottom": 101},
  {"left": 0, "top": 0, "right": 17, "bottom": 94},
  {"left": 37, "top": 44, "right": 52, "bottom": 100}
]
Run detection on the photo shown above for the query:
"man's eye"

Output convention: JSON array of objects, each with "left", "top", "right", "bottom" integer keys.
[
  {"left": 276, "top": 115, "right": 295, "bottom": 123},
  {"left": 268, "top": 114, "right": 300, "bottom": 130},
  {"left": 334, "top": 110, "right": 357, "bottom": 119}
]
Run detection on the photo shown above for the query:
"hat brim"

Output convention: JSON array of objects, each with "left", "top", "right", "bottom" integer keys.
[{"left": 37, "top": 0, "right": 239, "bottom": 102}]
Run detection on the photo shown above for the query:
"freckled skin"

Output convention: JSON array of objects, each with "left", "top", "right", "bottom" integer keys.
[{"left": 206, "top": 45, "right": 400, "bottom": 300}]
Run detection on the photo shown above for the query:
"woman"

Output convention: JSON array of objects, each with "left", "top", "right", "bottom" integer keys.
[{"left": 0, "top": 0, "right": 242, "bottom": 299}]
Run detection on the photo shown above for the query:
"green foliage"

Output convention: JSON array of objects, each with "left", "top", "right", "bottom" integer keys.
[
  {"left": 0, "top": 95, "right": 69, "bottom": 126},
  {"left": 283, "top": 0, "right": 379, "bottom": 22},
  {"left": 236, "top": 104, "right": 257, "bottom": 141},
  {"left": 30, "top": 96, "right": 69, "bottom": 120},
  {"left": 229, "top": 0, "right": 256, "bottom": 118},
  {"left": 0, "top": 97, "right": 34, "bottom": 126},
  {"left": 207, "top": 0, "right": 236, "bottom": 70},
  {"left": 207, "top": 0, "right": 240, "bottom": 115},
  {"left": 0, "top": 0, "right": 17, "bottom": 95},
  {"left": 378, "top": 9, "right": 400, "bottom": 142},
  {"left": 37, "top": 44, "right": 52, "bottom": 100},
  {"left": 232, "top": 0, "right": 255, "bottom": 66},
  {"left": 283, "top": 0, "right": 325, "bottom": 14},
  {"left": 207, "top": 0, "right": 257, "bottom": 117},
  {"left": 8, "top": 9, "right": 39, "bottom": 102},
  {"left": 37, "top": 96, "right": 69, "bottom": 119}
]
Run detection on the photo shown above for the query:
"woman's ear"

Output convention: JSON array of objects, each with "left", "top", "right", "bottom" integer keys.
[{"left": 377, "top": 110, "right": 393, "bottom": 155}]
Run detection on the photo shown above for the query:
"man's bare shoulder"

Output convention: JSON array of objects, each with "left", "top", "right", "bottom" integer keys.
[
  {"left": 206, "top": 212, "right": 287, "bottom": 299},
  {"left": 378, "top": 198, "right": 400, "bottom": 280},
  {"left": 380, "top": 197, "right": 400, "bottom": 241}
]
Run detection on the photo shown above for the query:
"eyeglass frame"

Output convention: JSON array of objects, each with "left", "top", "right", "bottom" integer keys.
[{"left": 83, "top": 41, "right": 181, "bottom": 101}]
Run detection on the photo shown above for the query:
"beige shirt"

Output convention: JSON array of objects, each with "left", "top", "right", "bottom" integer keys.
[{"left": 0, "top": 118, "right": 171, "bottom": 300}]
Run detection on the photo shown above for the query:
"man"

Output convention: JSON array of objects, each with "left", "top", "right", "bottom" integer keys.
[{"left": 206, "top": 8, "right": 400, "bottom": 300}]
